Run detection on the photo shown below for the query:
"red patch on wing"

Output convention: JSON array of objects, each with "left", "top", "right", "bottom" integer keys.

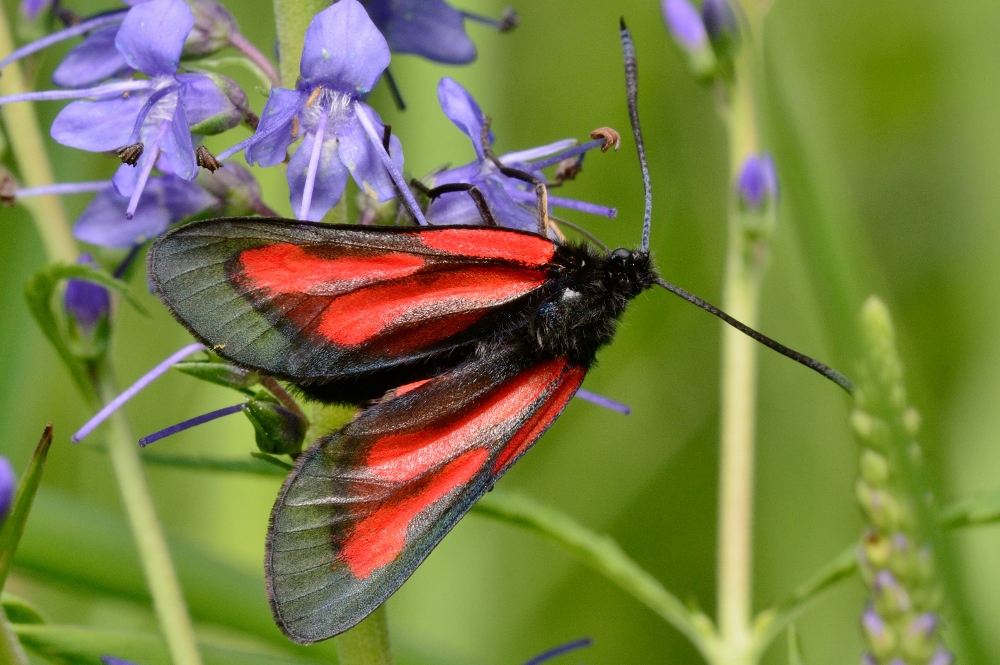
[
  {"left": 392, "top": 379, "right": 432, "bottom": 397},
  {"left": 340, "top": 447, "right": 489, "bottom": 579},
  {"left": 364, "top": 359, "right": 567, "bottom": 482},
  {"left": 421, "top": 228, "right": 555, "bottom": 266},
  {"left": 317, "top": 266, "right": 545, "bottom": 346},
  {"left": 492, "top": 365, "right": 584, "bottom": 473},
  {"left": 239, "top": 244, "right": 425, "bottom": 294}
]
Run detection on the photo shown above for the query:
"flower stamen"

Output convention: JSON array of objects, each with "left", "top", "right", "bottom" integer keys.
[{"left": 139, "top": 403, "right": 246, "bottom": 447}]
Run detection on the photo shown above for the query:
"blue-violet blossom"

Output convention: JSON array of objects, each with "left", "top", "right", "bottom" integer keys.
[
  {"left": 662, "top": 0, "right": 709, "bottom": 51},
  {"left": 425, "top": 77, "right": 616, "bottom": 230},
  {"left": 217, "top": 0, "right": 406, "bottom": 222},
  {"left": 65, "top": 254, "right": 112, "bottom": 332},
  {"left": 0, "top": 456, "right": 15, "bottom": 521},
  {"left": 362, "top": 0, "right": 517, "bottom": 65},
  {"left": 737, "top": 152, "right": 778, "bottom": 209}
]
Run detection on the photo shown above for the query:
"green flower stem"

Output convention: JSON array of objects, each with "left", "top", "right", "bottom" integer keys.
[
  {"left": 335, "top": 606, "right": 394, "bottom": 665},
  {"left": 716, "top": 3, "right": 768, "bottom": 664},
  {"left": 97, "top": 374, "right": 203, "bottom": 665},
  {"left": 0, "top": 7, "right": 77, "bottom": 265},
  {"left": 272, "top": 0, "right": 328, "bottom": 88}
]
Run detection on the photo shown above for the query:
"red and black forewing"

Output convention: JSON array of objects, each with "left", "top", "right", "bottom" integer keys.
[
  {"left": 147, "top": 218, "right": 557, "bottom": 391},
  {"left": 265, "top": 346, "right": 586, "bottom": 643}
]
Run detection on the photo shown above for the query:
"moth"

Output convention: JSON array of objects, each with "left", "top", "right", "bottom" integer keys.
[{"left": 147, "top": 22, "right": 849, "bottom": 643}]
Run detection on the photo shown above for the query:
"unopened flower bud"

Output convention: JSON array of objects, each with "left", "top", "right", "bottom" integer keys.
[
  {"left": 873, "top": 570, "right": 911, "bottom": 616},
  {"left": 662, "top": 0, "right": 717, "bottom": 79},
  {"left": 862, "top": 529, "right": 892, "bottom": 568},
  {"left": 245, "top": 397, "right": 307, "bottom": 456},
  {"left": 702, "top": 0, "right": 738, "bottom": 41},
  {"left": 737, "top": 153, "right": 778, "bottom": 210},
  {"left": 860, "top": 449, "right": 890, "bottom": 487},
  {"left": 196, "top": 162, "right": 271, "bottom": 217},
  {"left": 901, "top": 612, "right": 939, "bottom": 660},
  {"left": 183, "top": 72, "right": 250, "bottom": 136},
  {"left": 861, "top": 603, "right": 897, "bottom": 658},
  {"left": 65, "top": 254, "right": 111, "bottom": 333},
  {"left": 183, "top": 0, "right": 238, "bottom": 57},
  {"left": 0, "top": 456, "right": 16, "bottom": 521}
]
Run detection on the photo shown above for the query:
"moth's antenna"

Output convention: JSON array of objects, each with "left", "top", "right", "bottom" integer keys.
[
  {"left": 654, "top": 277, "right": 855, "bottom": 394},
  {"left": 620, "top": 19, "right": 652, "bottom": 253}
]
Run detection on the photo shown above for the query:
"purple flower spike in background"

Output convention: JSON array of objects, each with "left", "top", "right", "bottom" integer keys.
[
  {"left": 65, "top": 254, "right": 112, "bottom": 332},
  {"left": 20, "top": 0, "right": 51, "bottom": 20},
  {"left": 217, "top": 0, "right": 405, "bottom": 222},
  {"left": 663, "top": 0, "right": 708, "bottom": 50},
  {"left": 425, "top": 78, "right": 616, "bottom": 230},
  {"left": 363, "top": 0, "right": 517, "bottom": 65},
  {"left": 737, "top": 152, "right": 778, "bottom": 209},
  {"left": 0, "top": 456, "right": 16, "bottom": 521}
]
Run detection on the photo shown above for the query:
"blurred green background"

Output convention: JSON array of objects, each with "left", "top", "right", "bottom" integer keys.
[{"left": 3, "top": 0, "right": 1000, "bottom": 662}]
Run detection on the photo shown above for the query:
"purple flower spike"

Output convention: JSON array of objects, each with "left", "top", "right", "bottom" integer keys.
[
  {"left": 0, "top": 456, "right": 16, "bottom": 521},
  {"left": 217, "top": 0, "right": 411, "bottom": 222},
  {"left": 21, "top": 0, "right": 51, "bottom": 20},
  {"left": 73, "top": 343, "right": 206, "bottom": 443},
  {"left": 523, "top": 637, "right": 593, "bottom": 665},
  {"left": 929, "top": 647, "right": 955, "bottom": 665},
  {"left": 364, "top": 0, "right": 477, "bottom": 64},
  {"left": 65, "top": 254, "right": 112, "bottom": 331},
  {"left": 426, "top": 78, "right": 617, "bottom": 230},
  {"left": 737, "top": 153, "right": 778, "bottom": 209},
  {"left": 73, "top": 177, "right": 217, "bottom": 249},
  {"left": 663, "top": 0, "right": 708, "bottom": 50}
]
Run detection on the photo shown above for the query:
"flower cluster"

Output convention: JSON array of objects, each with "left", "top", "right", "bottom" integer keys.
[{"left": 661, "top": 0, "right": 738, "bottom": 80}]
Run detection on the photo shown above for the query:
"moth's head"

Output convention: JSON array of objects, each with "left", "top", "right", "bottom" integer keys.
[{"left": 606, "top": 247, "right": 654, "bottom": 295}]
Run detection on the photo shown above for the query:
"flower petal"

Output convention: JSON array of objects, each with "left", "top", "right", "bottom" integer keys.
[
  {"left": 177, "top": 72, "right": 244, "bottom": 135},
  {"left": 366, "top": 0, "right": 476, "bottom": 65},
  {"left": 301, "top": 0, "right": 389, "bottom": 94},
  {"left": 50, "top": 92, "right": 149, "bottom": 152},
  {"left": 158, "top": 99, "right": 198, "bottom": 181},
  {"left": 336, "top": 110, "right": 402, "bottom": 202},
  {"left": 287, "top": 133, "right": 349, "bottom": 222},
  {"left": 437, "top": 77, "right": 491, "bottom": 158},
  {"left": 75, "top": 177, "right": 215, "bottom": 248},
  {"left": 115, "top": 0, "right": 194, "bottom": 76},
  {"left": 477, "top": 177, "right": 537, "bottom": 230},
  {"left": 52, "top": 25, "right": 130, "bottom": 88},
  {"left": 242, "top": 87, "right": 305, "bottom": 167}
]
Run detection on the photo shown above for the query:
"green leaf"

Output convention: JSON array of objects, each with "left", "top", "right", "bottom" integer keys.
[
  {"left": 25, "top": 263, "right": 147, "bottom": 398},
  {"left": 0, "top": 424, "right": 53, "bottom": 589},
  {"left": 14, "top": 489, "right": 340, "bottom": 661},
  {"left": 472, "top": 490, "right": 717, "bottom": 659},
  {"left": 939, "top": 488, "right": 1000, "bottom": 529},
  {"left": 12, "top": 623, "right": 323, "bottom": 665},
  {"left": 140, "top": 452, "right": 287, "bottom": 476},
  {"left": 173, "top": 359, "right": 259, "bottom": 394},
  {"left": 2, "top": 593, "right": 46, "bottom": 625}
]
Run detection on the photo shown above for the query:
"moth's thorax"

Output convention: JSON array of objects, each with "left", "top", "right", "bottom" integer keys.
[{"left": 520, "top": 243, "right": 657, "bottom": 366}]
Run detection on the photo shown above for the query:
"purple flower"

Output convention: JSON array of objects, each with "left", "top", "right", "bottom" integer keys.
[
  {"left": 39, "top": 0, "right": 246, "bottom": 219},
  {"left": 363, "top": 0, "right": 517, "bottom": 65},
  {"left": 737, "top": 152, "right": 778, "bottom": 209},
  {"left": 425, "top": 78, "right": 616, "bottom": 230},
  {"left": 701, "top": 0, "right": 738, "bottom": 42},
  {"left": 928, "top": 647, "right": 955, "bottom": 665},
  {"left": 0, "top": 456, "right": 15, "bottom": 521},
  {"left": 20, "top": 0, "right": 51, "bottom": 20},
  {"left": 73, "top": 176, "right": 217, "bottom": 248},
  {"left": 218, "top": 0, "right": 405, "bottom": 222},
  {"left": 65, "top": 254, "right": 112, "bottom": 331},
  {"left": 663, "top": 0, "right": 708, "bottom": 50}
]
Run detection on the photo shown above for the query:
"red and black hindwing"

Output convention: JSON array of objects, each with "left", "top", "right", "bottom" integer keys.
[{"left": 266, "top": 346, "right": 584, "bottom": 643}]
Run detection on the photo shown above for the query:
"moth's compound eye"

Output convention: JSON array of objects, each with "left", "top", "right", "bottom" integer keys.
[{"left": 610, "top": 248, "right": 631, "bottom": 261}]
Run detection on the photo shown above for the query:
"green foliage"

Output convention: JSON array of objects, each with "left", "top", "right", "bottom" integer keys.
[{"left": 0, "top": 424, "right": 52, "bottom": 589}]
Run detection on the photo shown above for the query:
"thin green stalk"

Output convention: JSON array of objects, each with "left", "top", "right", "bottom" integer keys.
[
  {"left": 272, "top": 0, "right": 328, "bottom": 87},
  {"left": 0, "top": 611, "right": 30, "bottom": 665},
  {"left": 0, "top": 7, "right": 76, "bottom": 265},
  {"left": 716, "top": 3, "right": 767, "bottom": 664},
  {"left": 335, "top": 606, "right": 394, "bottom": 665},
  {"left": 97, "top": 374, "right": 203, "bottom": 665}
]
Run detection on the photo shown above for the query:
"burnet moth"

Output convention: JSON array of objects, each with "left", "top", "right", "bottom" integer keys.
[{"left": 147, "top": 20, "right": 852, "bottom": 644}]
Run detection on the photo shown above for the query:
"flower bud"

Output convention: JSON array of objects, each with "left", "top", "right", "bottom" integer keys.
[
  {"left": 737, "top": 153, "right": 778, "bottom": 210},
  {"left": 873, "top": 570, "right": 911, "bottom": 616},
  {"left": 182, "top": 72, "right": 250, "bottom": 136},
  {"left": 245, "top": 397, "right": 307, "bottom": 456},
  {"left": 860, "top": 449, "right": 890, "bottom": 487},
  {"left": 65, "top": 254, "right": 111, "bottom": 333},
  {"left": 928, "top": 647, "right": 954, "bottom": 665},
  {"left": 183, "top": 0, "right": 238, "bottom": 57},
  {"left": 901, "top": 612, "right": 939, "bottom": 661},
  {"left": 662, "top": 0, "right": 717, "bottom": 79},
  {"left": 196, "top": 162, "right": 270, "bottom": 217},
  {"left": 861, "top": 603, "right": 897, "bottom": 658},
  {"left": 862, "top": 529, "right": 892, "bottom": 569},
  {"left": 0, "top": 456, "right": 16, "bottom": 521},
  {"left": 701, "top": 0, "right": 739, "bottom": 65}
]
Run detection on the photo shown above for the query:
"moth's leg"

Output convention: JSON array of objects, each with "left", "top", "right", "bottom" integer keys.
[
  {"left": 408, "top": 180, "right": 498, "bottom": 226},
  {"left": 480, "top": 116, "right": 551, "bottom": 237}
]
